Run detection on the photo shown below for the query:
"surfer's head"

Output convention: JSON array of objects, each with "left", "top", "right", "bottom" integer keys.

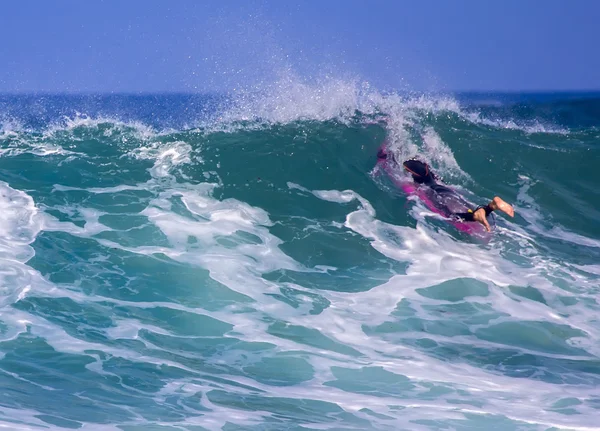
[{"left": 403, "top": 159, "right": 435, "bottom": 184}]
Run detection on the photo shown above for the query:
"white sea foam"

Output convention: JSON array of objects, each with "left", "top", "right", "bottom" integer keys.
[
  {"left": 129, "top": 140, "right": 194, "bottom": 178},
  {"left": 224, "top": 72, "right": 363, "bottom": 125},
  {"left": 0, "top": 130, "right": 82, "bottom": 158},
  {"left": 0, "top": 117, "right": 25, "bottom": 137},
  {"left": 209, "top": 71, "right": 569, "bottom": 147},
  {"left": 0, "top": 183, "right": 46, "bottom": 309},
  {"left": 138, "top": 184, "right": 303, "bottom": 290},
  {"left": 421, "top": 127, "right": 470, "bottom": 181},
  {"left": 461, "top": 110, "right": 569, "bottom": 135},
  {"left": 44, "top": 114, "right": 159, "bottom": 142}
]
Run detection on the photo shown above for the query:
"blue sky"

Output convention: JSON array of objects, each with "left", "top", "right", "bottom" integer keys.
[{"left": 1, "top": 0, "right": 598, "bottom": 93}]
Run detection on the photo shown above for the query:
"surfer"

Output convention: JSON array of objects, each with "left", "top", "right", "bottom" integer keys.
[
  {"left": 401, "top": 158, "right": 514, "bottom": 232},
  {"left": 377, "top": 147, "right": 514, "bottom": 232}
]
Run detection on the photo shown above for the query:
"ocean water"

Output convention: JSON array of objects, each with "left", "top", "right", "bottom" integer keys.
[{"left": 0, "top": 83, "right": 599, "bottom": 431}]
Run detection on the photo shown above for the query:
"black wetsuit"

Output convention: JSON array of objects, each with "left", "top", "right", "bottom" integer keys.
[{"left": 401, "top": 159, "right": 493, "bottom": 222}]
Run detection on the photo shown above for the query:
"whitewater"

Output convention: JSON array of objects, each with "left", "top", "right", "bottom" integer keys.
[{"left": 0, "top": 80, "right": 599, "bottom": 430}]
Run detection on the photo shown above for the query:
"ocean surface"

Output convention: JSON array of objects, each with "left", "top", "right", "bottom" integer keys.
[{"left": 0, "top": 83, "right": 599, "bottom": 430}]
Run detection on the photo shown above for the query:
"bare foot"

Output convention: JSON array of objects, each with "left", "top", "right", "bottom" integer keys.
[{"left": 490, "top": 196, "right": 515, "bottom": 217}]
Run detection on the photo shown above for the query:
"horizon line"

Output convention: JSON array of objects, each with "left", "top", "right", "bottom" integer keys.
[{"left": 0, "top": 89, "right": 599, "bottom": 97}]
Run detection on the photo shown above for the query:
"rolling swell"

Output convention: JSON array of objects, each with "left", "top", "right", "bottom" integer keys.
[{"left": 0, "top": 90, "right": 599, "bottom": 430}]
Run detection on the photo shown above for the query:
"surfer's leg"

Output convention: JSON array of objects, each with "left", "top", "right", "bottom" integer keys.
[
  {"left": 453, "top": 197, "right": 514, "bottom": 232},
  {"left": 472, "top": 197, "right": 514, "bottom": 232},
  {"left": 488, "top": 196, "right": 515, "bottom": 217}
]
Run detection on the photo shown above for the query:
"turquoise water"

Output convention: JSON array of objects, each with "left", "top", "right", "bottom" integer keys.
[{"left": 0, "top": 84, "right": 599, "bottom": 430}]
